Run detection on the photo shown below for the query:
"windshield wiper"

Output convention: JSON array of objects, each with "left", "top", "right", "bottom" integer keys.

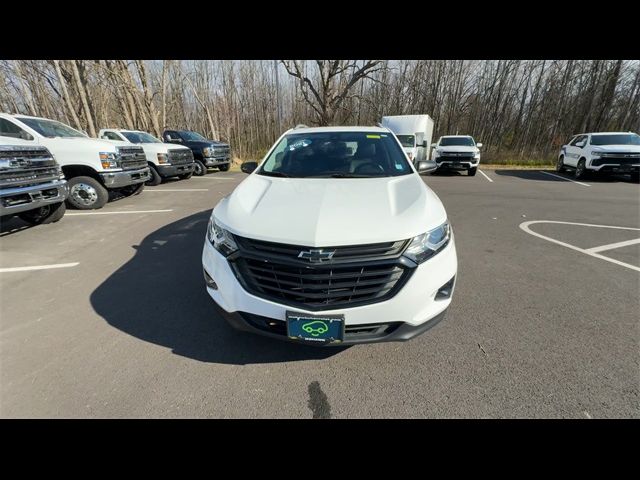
[
  {"left": 260, "top": 171, "right": 291, "bottom": 178},
  {"left": 324, "top": 173, "right": 376, "bottom": 178}
]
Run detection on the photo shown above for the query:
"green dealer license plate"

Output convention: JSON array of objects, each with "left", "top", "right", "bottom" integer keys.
[{"left": 286, "top": 312, "right": 345, "bottom": 344}]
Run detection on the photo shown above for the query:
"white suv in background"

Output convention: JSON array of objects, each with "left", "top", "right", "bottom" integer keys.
[
  {"left": 431, "top": 135, "right": 482, "bottom": 176},
  {"left": 557, "top": 132, "right": 640, "bottom": 181},
  {"left": 202, "top": 126, "right": 457, "bottom": 346}
]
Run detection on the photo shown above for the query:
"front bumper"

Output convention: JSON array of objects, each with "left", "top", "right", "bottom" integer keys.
[
  {"left": 201, "top": 235, "right": 457, "bottom": 346},
  {"left": 100, "top": 167, "right": 151, "bottom": 189},
  {"left": 0, "top": 179, "right": 68, "bottom": 217},
  {"left": 157, "top": 162, "right": 195, "bottom": 177},
  {"left": 436, "top": 159, "right": 479, "bottom": 170},
  {"left": 588, "top": 163, "right": 639, "bottom": 174},
  {"left": 203, "top": 156, "right": 230, "bottom": 167}
]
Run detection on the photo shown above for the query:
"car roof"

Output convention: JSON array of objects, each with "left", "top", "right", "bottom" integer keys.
[
  {"left": 285, "top": 126, "right": 390, "bottom": 134},
  {"left": 440, "top": 135, "right": 473, "bottom": 138},
  {"left": 574, "top": 132, "right": 636, "bottom": 136}
]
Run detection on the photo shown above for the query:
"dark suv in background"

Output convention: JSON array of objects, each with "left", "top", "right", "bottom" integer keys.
[{"left": 162, "top": 129, "right": 231, "bottom": 175}]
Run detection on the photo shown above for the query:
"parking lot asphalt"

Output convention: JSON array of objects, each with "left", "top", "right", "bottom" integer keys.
[{"left": 1, "top": 169, "right": 638, "bottom": 418}]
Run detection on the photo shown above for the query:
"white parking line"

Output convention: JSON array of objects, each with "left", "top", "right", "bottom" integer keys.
[
  {"left": 478, "top": 169, "right": 494, "bottom": 182},
  {"left": 144, "top": 189, "right": 209, "bottom": 192},
  {"left": 539, "top": 171, "right": 590, "bottom": 187},
  {"left": 520, "top": 220, "right": 640, "bottom": 272},
  {"left": 66, "top": 209, "right": 173, "bottom": 216},
  {"left": 586, "top": 238, "right": 640, "bottom": 254},
  {"left": 0, "top": 262, "right": 79, "bottom": 273}
]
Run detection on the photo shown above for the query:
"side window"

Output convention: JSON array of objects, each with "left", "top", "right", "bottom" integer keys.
[
  {"left": 0, "top": 118, "right": 31, "bottom": 140},
  {"left": 102, "top": 131, "right": 121, "bottom": 141},
  {"left": 164, "top": 131, "right": 177, "bottom": 141},
  {"left": 569, "top": 135, "right": 585, "bottom": 146}
]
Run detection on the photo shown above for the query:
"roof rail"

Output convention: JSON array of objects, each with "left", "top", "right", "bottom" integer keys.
[{"left": 293, "top": 124, "right": 309, "bottom": 129}]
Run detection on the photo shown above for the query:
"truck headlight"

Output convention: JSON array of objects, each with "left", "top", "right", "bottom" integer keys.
[
  {"left": 591, "top": 152, "right": 603, "bottom": 159},
  {"left": 203, "top": 147, "right": 213, "bottom": 156},
  {"left": 207, "top": 214, "right": 238, "bottom": 256},
  {"left": 474, "top": 152, "right": 481, "bottom": 160},
  {"left": 99, "top": 152, "right": 119, "bottom": 169},
  {"left": 403, "top": 221, "right": 451, "bottom": 264},
  {"left": 157, "top": 153, "right": 169, "bottom": 164}
]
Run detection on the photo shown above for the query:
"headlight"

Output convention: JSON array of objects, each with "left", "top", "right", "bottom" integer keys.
[
  {"left": 432, "top": 150, "right": 439, "bottom": 158},
  {"left": 99, "top": 152, "right": 119, "bottom": 169},
  {"left": 403, "top": 221, "right": 451, "bottom": 264},
  {"left": 207, "top": 214, "right": 238, "bottom": 256},
  {"left": 57, "top": 166, "right": 65, "bottom": 179},
  {"left": 474, "top": 152, "right": 481, "bottom": 159},
  {"left": 591, "top": 151, "right": 603, "bottom": 158},
  {"left": 157, "top": 153, "right": 169, "bottom": 164},
  {"left": 203, "top": 147, "right": 213, "bottom": 156}
]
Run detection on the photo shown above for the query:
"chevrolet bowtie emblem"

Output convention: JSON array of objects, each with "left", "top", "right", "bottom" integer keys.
[{"left": 298, "top": 249, "right": 336, "bottom": 263}]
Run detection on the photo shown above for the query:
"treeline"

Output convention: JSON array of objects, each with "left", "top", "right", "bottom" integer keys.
[{"left": 1, "top": 60, "right": 638, "bottom": 163}]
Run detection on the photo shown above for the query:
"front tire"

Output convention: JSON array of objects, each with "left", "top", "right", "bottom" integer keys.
[
  {"left": 145, "top": 166, "right": 162, "bottom": 186},
  {"left": 557, "top": 156, "right": 566, "bottom": 173},
  {"left": 218, "top": 163, "right": 230, "bottom": 172},
  {"left": 66, "top": 176, "right": 109, "bottom": 210},
  {"left": 18, "top": 202, "right": 66, "bottom": 225},
  {"left": 193, "top": 160, "right": 206, "bottom": 176},
  {"left": 468, "top": 167, "right": 477, "bottom": 176},
  {"left": 575, "top": 159, "right": 587, "bottom": 179}
]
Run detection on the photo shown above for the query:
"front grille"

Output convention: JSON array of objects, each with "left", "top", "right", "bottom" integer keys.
[
  {"left": 212, "top": 145, "right": 230, "bottom": 158},
  {"left": 0, "top": 147, "right": 59, "bottom": 188},
  {"left": 168, "top": 149, "right": 194, "bottom": 165},
  {"left": 439, "top": 152, "right": 474, "bottom": 161},
  {"left": 117, "top": 146, "right": 147, "bottom": 170},
  {"left": 592, "top": 155, "right": 640, "bottom": 166},
  {"left": 230, "top": 236, "right": 413, "bottom": 310}
]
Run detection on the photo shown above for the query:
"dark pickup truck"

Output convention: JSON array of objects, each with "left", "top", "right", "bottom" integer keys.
[
  {"left": 0, "top": 144, "right": 68, "bottom": 225},
  {"left": 162, "top": 129, "right": 231, "bottom": 176}
]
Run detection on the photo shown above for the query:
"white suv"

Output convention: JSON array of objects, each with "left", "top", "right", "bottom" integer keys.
[
  {"left": 431, "top": 135, "right": 482, "bottom": 176},
  {"left": 202, "top": 126, "right": 457, "bottom": 345},
  {"left": 558, "top": 132, "right": 640, "bottom": 181}
]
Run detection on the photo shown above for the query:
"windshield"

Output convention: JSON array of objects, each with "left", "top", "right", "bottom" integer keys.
[
  {"left": 258, "top": 131, "right": 413, "bottom": 178},
  {"left": 179, "top": 131, "right": 208, "bottom": 142},
  {"left": 16, "top": 117, "right": 86, "bottom": 138},
  {"left": 439, "top": 137, "right": 475, "bottom": 147},
  {"left": 396, "top": 135, "right": 415, "bottom": 148},
  {"left": 122, "top": 131, "right": 161, "bottom": 143},
  {"left": 590, "top": 134, "right": 640, "bottom": 146}
]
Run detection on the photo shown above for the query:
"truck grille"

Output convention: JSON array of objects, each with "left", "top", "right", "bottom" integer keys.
[
  {"left": 230, "top": 236, "right": 413, "bottom": 310},
  {"left": 117, "top": 146, "right": 147, "bottom": 170},
  {"left": 168, "top": 149, "right": 194, "bottom": 165},
  {"left": 212, "top": 145, "right": 230, "bottom": 158},
  {"left": 438, "top": 152, "right": 475, "bottom": 161},
  {"left": 0, "top": 147, "right": 60, "bottom": 188}
]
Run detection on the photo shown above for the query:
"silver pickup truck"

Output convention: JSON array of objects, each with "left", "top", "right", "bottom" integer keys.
[{"left": 0, "top": 144, "right": 68, "bottom": 225}]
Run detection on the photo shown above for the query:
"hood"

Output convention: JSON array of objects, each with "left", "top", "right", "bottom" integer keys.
[
  {"left": 214, "top": 174, "right": 448, "bottom": 246},
  {"left": 590, "top": 144, "right": 640, "bottom": 153},
  {"left": 183, "top": 140, "right": 228, "bottom": 148},
  {"left": 436, "top": 145, "right": 478, "bottom": 153},
  {"left": 40, "top": 136, "right": 120, "bottom": 152},
  {"left": 138, "top": 143, "right": 190, "bottom": 154}
]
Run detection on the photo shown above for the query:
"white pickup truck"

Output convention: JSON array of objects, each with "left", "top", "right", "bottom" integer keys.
[
  {"left": 0, "top": 113, "right": 150, "bottom": 209},
  {"left": 431, "top": 135, "right": 482, "bottom": 176},
  {"left": 99, "top": 129, "right": 195, "bottom": 186},
  {"left": 557, "top": 131, "right": 640, "bottom": 181}
]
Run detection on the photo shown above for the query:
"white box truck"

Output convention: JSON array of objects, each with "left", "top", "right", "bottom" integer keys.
[{"left": 381, "top": 115, "right": 434, "bottom": 165}]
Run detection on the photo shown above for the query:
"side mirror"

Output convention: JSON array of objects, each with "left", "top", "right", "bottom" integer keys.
[
  {"left": 241, "top": 161, "right": 258, "bottom": 174},
  {"left": 417, "top": 160, "right": 437, "bottom": 174},
  {"left": 421, "top": 141, "right": 428, "bottom": 148},
  {"left": 20, "top": 131, "right": 34, "bottom": 141},
  {"left": 476, "top": 142, "right": 483, "bottom": 148}
]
